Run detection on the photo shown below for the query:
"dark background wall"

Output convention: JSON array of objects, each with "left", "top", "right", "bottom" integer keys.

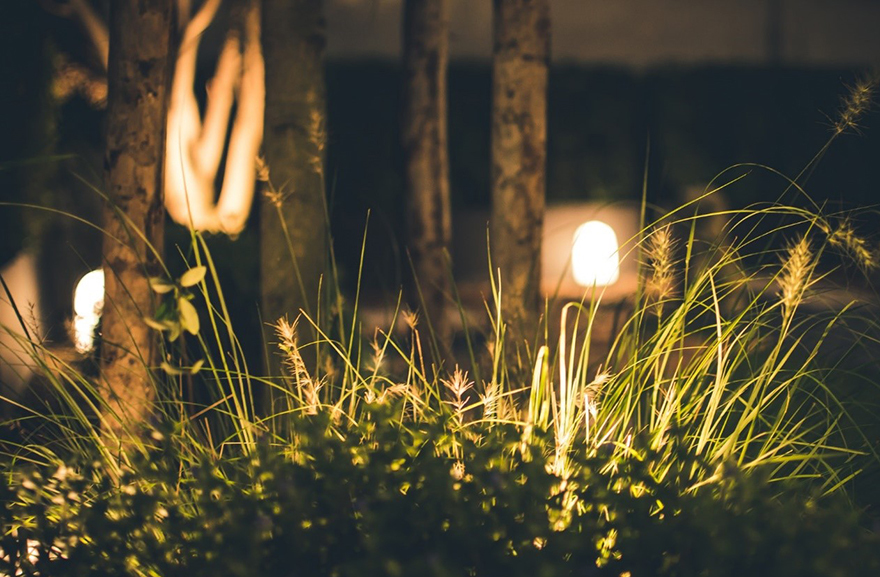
[{"left": 326, "top": 0, "right": 880, "bottom": 68}]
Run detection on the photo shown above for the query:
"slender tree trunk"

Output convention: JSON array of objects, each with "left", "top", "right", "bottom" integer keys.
[
  {"left": 402, "top": 0, "right": 452, "bottom": 366},
  {"left": 490, "top": 0, "right": 550, "bottom": 368},
  {"left": 261, "top": 0, "right": 327, "bottom": 378},
  {"left": 101, "top": 0, "right": 174, "bottom": 437}
]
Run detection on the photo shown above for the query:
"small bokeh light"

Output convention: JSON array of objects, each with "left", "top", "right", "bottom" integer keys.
[
  {"left": 73, "top": 269, "right": 104, "bottom": 353},
  {"left": 571, "top": 220, "right": 620, "bottom": 287}
]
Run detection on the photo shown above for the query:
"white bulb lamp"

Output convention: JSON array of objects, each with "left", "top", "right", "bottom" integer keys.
[
  {"left": 571, "top": 220, "right": 620, "bottom": 287},
  {"left": 72, "top": 269, "right": 104, "bottom": 353}
]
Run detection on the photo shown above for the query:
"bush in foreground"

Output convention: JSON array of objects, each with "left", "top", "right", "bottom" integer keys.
[{"left": 2, "top": 404, "right": 878, "bottom": 577}]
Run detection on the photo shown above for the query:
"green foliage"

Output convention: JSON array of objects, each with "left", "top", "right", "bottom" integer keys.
[
  {"left": 2, "top": 407, "right": 878, "bottom": 577},
  {"left": 146, "top": 265, "right": 207, "bottom": 342}
]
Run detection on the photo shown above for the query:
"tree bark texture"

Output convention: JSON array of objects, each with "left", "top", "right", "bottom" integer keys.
[
  {"left": 402, "top": 0, "right": 452, "bottom": 362},
  {"left": 101, "top": 0, "right": 174, "bottom": 435},
  {"left": 261, "top": 0, "right": 327, "bottom": 375},
  {"left": 490, "top": 0, "right": 550, "bottom": 362}
]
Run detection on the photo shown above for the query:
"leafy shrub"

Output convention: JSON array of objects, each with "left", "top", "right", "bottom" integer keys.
[{"left": 3, "top": 404, "right": 878, "bottom": 577}]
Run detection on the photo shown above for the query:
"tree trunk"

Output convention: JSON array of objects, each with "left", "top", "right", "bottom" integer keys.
[
  {"left": 260, "top": 0, "right": 327, "bottom": 378},
  {"left": 490, "top": 0, "right": 550, "bottom": 368},
  {"left": 101, "top": 0, "right": 174, "bottom": 437},
  {"left": 402, "top": 0, "right": 452, "bottom": 367}
]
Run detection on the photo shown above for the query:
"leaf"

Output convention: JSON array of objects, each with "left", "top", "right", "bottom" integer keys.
[
  {"left": 178, "top": 297, "right": 200, "bottom": 335},
  {"left": 179, "top": 266, "right": 207, "bottom": 288},
  {"left": 144, "top": 317, "right": 169, "bottom": 332},
  {"left": 160, "top": 361, "right": 186, "bottom": 376},
  {"left": 190, "top": 359, "right": 205, "bottom": 374},
  {"left": 162, "top": 359, "right": 204, "bottom": 376},
  {"left": 168, "top": 323, "right": 181, "bottom": 342},
  {"left": 149, "top": 277, "right": 175, "bottom": 294}
]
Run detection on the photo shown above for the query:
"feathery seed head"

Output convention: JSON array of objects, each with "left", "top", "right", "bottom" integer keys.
[
  {"left": 275, "top": 316, "right": 298, "bottom": 349},
  {"left": 308, "top": 107, "right": 327, "bottom": 152},
  {"left": 443, "top": 365, "right": 473, "bottom": 400},
  {"left": 646, "top": 225, "right": 677, "bottom": 306},
  {"left": 306, "top": 91, "right": 327, "bottom": 176},
  {"left": 834, "top": 74, "right": 877, "bottom": 135},
  {"left": 442, "top": 366, "right": 474, "bottom": 421},
  {"left": 480, "top": 381, "right": 501, "bottom": 420},
  {"left": 263, "top": 188, "right": 284, "bottom": 208},
  {"left": 302, "top": 379, "right": 324, "bottom": 415},
  {"left": 275, "top": 316, "right": 320, "bottom": 412},
  {"left": 255, "top": 155, "right": 270, "bottom": 182},
  {"left": 402, "top": 308, "right": 420, "bottom": 331},
  {"left": 368, "top": 333, "right": 385, "bottom": 371},
  {"left": 779, "top": 236, "right": 815, "bottom": 314},
  {"left": 828, "top": 220, "right": 876, "bottom": 270}
]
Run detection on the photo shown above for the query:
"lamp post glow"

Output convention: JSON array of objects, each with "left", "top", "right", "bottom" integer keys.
[
  {"left": 73, "top": 269, "right": 104, "bottom": 353},
  {"left": 571, "top": 221, "right": 620, "bottom": 287}
]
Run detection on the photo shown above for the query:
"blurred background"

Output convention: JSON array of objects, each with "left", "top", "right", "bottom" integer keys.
[{"left": 2, "top": 0, "right": 879, "bottom": 375}]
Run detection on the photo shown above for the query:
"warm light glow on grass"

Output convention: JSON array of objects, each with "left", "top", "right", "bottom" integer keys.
[
  {"left": 571, "top": 220, "right": 620, "bottom": 287},
  {"left": 73, "top": 269, "right": 104, "bottom": 353}
]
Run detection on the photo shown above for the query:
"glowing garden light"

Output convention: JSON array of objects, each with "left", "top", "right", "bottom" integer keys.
[
  {"left": 571, "top": 220, "right": 620, "bottom": 287},
  {"left": 73, "top": 269, "right": 104, "bottom": 353}
]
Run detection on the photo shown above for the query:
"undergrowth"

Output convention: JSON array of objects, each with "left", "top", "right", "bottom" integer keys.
[{"left": 2, "top": 406, "right": 879, "bottom": 577}]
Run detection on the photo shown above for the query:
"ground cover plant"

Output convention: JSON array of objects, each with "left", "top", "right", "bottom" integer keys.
[
  {"left": 2, "top": 77, "right": 880, "bottom": 576},
  {"left": 3, "top": 411, "right": 880, "bottom": 577}
]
